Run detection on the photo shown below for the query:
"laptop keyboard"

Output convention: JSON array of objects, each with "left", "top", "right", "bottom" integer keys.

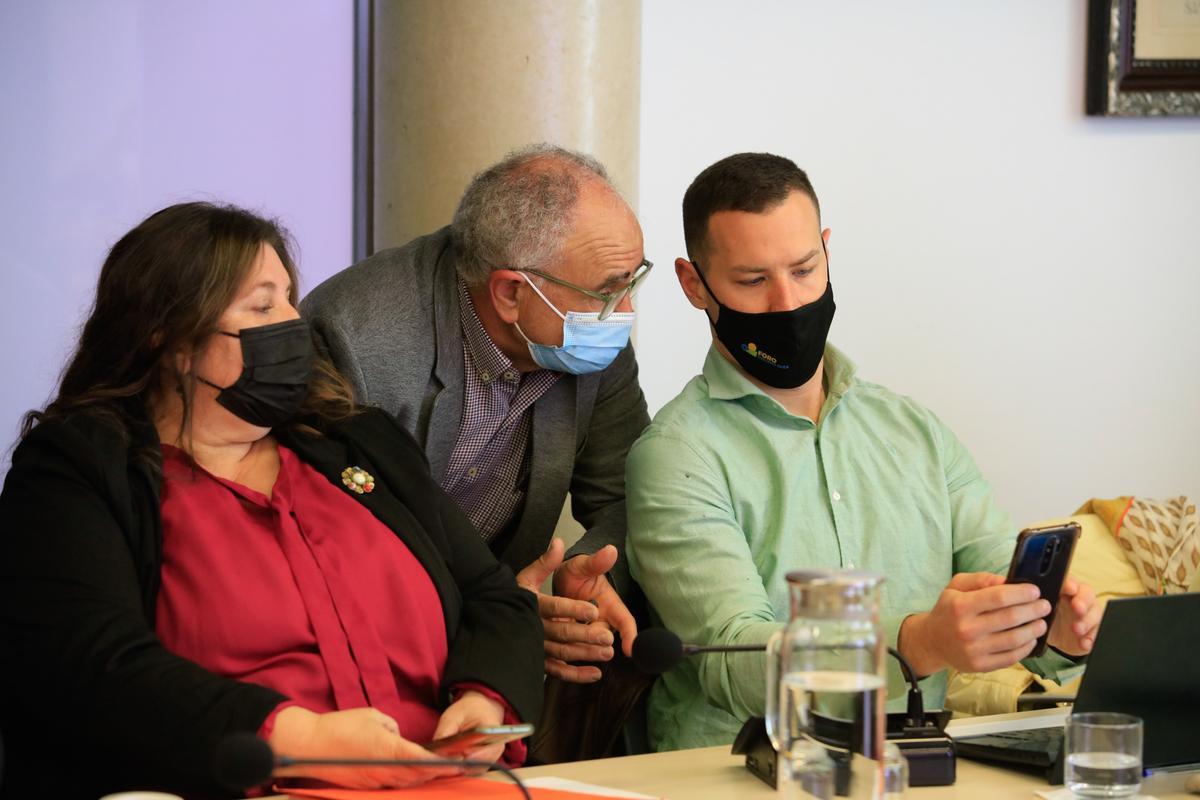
[
  {"left": 968, "top": 728, "right": 1064, "bottom": 752},
  {"left": 955, "top": 727, "right": 1065, "bottom": 770}
]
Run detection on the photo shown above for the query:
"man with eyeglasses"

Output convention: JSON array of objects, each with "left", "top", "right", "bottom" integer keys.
[
  {"left": 303, "top": 145, "right": 652, "bottom": 712},
  {"left": 624, "top": 152, "right": 1102, "bottom": 752}
]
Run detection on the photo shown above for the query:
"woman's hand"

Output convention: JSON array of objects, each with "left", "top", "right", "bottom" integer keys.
[
  {"left": 269, "top": 706, "right": 463, "bottom": 789},
  {"left": 431, "top": 690, "right": 507, "bottom": 767}
]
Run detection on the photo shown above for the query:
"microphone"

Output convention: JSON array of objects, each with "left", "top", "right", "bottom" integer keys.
[
  {"left": 632, "top": 628, "right": 926, "bottom": 729},
  {"left": 631, "top": 627, "right": 765, "bottom": 674},
  {"left": 212, "top": 732, "right": 531, "bottom": 800}
]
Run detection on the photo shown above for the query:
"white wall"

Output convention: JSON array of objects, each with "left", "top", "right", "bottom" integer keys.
[
  {"left": 3, "top": 2, "right": 1197, "bottom": 523},
  {"left": 0, "top": 1, "right": 353, "bottom": 467},
  {"left": 637, "top": 1, "right": 1200, "bottom": 524}
]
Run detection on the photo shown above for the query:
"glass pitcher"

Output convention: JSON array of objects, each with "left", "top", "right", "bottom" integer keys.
[{"left": 766, "top": 570, "right": 887, "bottom": 799}]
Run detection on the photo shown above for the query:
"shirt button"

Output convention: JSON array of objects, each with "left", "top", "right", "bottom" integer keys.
[
  {"left": 467, "top": 467, "right": 479, "bottom": 479},
  {"left": 503, "top": 370, "right": 518, "bottom": 381},
  {"left": 480, "top": 371, "right": 492, "bottom": 382},
  {"left": 831, "top": 490, "right": 842, "bottom": 502}
]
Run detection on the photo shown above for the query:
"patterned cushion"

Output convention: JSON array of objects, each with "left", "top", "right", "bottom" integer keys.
[{"left": 1056, "top": 513, "right": 1147, "bottom": 606}]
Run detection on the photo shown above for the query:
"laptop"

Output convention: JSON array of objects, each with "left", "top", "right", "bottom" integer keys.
[{"left": 951, "top": 593, "right": 1200, "bottom": 782}]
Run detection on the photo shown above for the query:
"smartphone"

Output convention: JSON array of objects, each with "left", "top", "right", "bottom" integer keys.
[
  {"left": 1005, "top": 522, "right": 1081, "bottom": 657},
  {"left": 424, "top": 723, "right": 535, "bottom": 756}
]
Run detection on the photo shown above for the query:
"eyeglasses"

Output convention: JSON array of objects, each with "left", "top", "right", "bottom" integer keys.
[{"left": 516, "top": 259, "right": 653, "bottom": 320}]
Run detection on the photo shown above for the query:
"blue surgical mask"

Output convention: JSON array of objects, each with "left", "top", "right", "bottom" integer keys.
[{"left": 515, "top": 274, "right": 635, "bottom": 374}]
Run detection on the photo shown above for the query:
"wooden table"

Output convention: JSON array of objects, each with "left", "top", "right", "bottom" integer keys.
[
  {"left": 500, "top": 743, "right": 1195, "bottom": 799},
  {"left": 265, "top": 710, "right": 1196, "bottom": 799},
  {"left": 503, "top": 745, "right": 1039, "bottom": 799}
]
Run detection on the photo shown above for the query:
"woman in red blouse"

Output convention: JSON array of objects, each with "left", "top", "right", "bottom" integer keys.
[{"left": 0, "top": 203, "right": 544, "bottom": 799}]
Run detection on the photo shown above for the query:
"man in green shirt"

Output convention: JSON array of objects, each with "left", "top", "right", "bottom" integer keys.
[{"left": 625, "top": 152, "right": 1102, "bottom": 752}]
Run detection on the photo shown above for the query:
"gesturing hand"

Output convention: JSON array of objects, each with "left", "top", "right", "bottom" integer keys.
[{"left": 516, "top": 538, "right": 639, "bottom": 683}]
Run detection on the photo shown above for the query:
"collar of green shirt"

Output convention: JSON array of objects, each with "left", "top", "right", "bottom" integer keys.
[{"left": 700, "top": 341, "right": 858, "bottom": 424}]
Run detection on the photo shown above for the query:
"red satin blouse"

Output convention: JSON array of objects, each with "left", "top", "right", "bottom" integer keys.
[{"left": 155, "top": 442, "right": 452, "bottom": 743}]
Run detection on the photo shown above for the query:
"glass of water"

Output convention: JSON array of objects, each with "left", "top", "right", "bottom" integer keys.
[{"left": 1064, "top": 712, "right": 1143, "bottom": 798}]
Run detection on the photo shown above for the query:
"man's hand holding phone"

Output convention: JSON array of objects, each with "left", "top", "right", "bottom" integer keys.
[
  {"left": 900, "top": 523, "right": 1102, "bottom": 677},
  {"left": 899, "top": 572, "right": 1053, "bottom": 676},
  {"left": 1004, "top": 522, "right": 1100, "bottom": 658}
]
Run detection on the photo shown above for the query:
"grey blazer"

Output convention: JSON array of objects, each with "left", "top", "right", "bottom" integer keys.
[{"left": 300, "top": 227, "right": 650, "bottom": 594}]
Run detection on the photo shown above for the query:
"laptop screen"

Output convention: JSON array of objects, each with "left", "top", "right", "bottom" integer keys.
[{"left": 1073, "top": 593, "right": 1200, "bottom": 769}]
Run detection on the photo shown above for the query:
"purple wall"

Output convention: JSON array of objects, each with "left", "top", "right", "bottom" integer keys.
[{"left": 0, "top": 1, "right": 354, "bottom": 469}]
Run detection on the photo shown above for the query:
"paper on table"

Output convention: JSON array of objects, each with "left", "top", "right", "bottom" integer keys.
[
  {"left": 278, "top": 775, "right": 652, "bottom": 800},
  {"left": 523, "top": 777, "right": 659, "bottom": 799}
]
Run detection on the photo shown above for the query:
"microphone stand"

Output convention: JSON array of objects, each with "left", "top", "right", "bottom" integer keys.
[
  {"left": 731, "top": 645, "right": 956, "bottom": 789},
  {"left": 682, "top": 643, "right": 768, "bottom": 655}
]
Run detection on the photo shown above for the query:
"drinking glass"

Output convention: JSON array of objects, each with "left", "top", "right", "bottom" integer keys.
[{"left": 1064, "top": 712, "right": 1143, "bottom": 798}]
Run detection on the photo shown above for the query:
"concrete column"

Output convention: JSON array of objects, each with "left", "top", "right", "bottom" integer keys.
[
  {"left": 372, "top": 0, "right": 642, "bottom": 250},
  {"left": 372, "top": 1, "right": 641, "bottom": 547}
]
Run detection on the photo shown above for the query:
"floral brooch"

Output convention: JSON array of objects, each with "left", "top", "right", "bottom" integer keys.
[{"left": 340, "top": 466, "right": 376, "bottom": 494}]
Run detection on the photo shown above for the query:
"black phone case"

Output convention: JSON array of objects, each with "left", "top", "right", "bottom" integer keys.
[{"left": 1005, "top": 522, "right": 1081, "bottom": 657}]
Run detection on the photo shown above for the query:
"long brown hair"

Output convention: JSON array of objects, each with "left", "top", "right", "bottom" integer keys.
[{"left": 22, "top": 202, "right": 356, "bottom": 451}]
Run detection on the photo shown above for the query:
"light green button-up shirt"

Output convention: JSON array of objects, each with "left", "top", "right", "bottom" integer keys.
[{"left": 626, "top": 343, "right": 1073, "bottom": 752}]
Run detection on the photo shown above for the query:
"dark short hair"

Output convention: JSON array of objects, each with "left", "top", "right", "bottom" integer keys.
[{"left": 682, "top": 152, "right": 820, "bottom": 260}]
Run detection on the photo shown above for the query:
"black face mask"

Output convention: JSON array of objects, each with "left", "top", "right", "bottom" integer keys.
[
  {"left": 197, "top": 318, "right": 315, "bottom": 428},
  {"left": 692, "top": 248, "right": 836, "bottom": 390}
]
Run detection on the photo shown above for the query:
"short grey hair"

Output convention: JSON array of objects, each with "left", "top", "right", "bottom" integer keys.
[{"left": 451, "top": 143, "right": 612, "bottom": 286}]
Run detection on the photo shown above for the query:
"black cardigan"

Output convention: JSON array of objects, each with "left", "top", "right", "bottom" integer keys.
[{"left": 0, "top": 406, "right": 543, "bottom": 799}]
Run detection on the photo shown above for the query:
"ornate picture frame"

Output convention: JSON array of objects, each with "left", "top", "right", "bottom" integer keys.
[{"left": 1086, "top": 0, "right": 1200, "bottom": 116}]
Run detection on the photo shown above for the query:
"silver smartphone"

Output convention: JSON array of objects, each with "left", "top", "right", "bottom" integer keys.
[{"left": 424, "top": 723, "right": 535, "bottom": 756}]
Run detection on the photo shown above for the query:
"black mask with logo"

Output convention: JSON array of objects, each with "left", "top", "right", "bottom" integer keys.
[
  {"left": 197, "top": 318, "right": 315, "bottom": 428},
  {"left": 692, "top": 245, "right": 836, "bottom": 390}
]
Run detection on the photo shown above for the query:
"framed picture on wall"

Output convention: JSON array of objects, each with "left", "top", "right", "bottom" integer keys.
[{"left": 1086, "top": 0, "right": 1200, "bottom": 116}]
